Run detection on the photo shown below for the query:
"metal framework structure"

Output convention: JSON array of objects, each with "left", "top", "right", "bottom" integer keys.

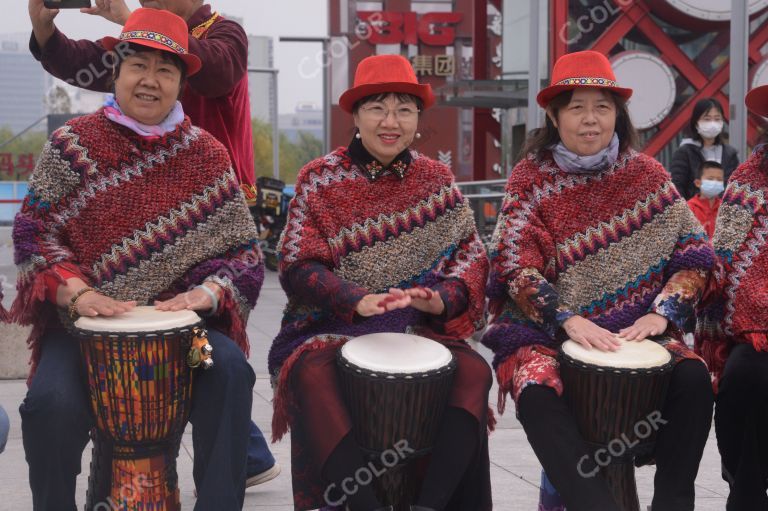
[
  {"left": 549, "top": 0, "right": 768, "bottom": 156},
  {"left": 472, "top": 0, "right": 502, "bottom": 180}
]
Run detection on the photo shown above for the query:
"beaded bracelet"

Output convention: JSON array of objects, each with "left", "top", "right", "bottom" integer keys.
[{"left": 68, "top": 287, "right": 96, "bottom": 320}]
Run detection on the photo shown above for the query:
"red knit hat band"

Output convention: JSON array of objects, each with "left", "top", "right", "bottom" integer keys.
[
  {"left": 101, "top": 8, "right": 202, "bottom": 76},
  {"left": 537, "top": 51, "right": 632, "bottom": 108}
]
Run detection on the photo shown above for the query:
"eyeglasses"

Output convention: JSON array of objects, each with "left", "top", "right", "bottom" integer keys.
[{"left": 359, "top": 105, "right": 420, "bottom": 121}]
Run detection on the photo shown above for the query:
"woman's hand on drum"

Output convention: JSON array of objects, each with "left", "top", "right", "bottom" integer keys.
[
  {"left": 355, "top": 289, "right": 412, "bottom": 317},
  {"left": 618, "top": 313, "right": 668, "bottom": 342},
  {"left": 355, "top": 287, "right": 445, "bottom": 317},
  {"left": 563, "top": 316, "right": 622, "bottom": 352},
  {"left": 402, "top": 286, "right": 445, "bottom": 315},
  {"left": 57, "top": 278, "right": 135, "bottom": 317},
  {"left": 74, "top": 291, "right": 136, "bottom": 318},
  {"left": 154, "top": 283, "right": 223, "bottom": 312}
]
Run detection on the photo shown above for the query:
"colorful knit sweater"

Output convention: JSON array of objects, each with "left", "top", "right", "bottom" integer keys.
[
  {"left": 267, "top": 142, "right": 489, "bottom": 379},
  {"left": 29, "top": 5, "right": 255, "bottom": 188},
  {"left": 481, "top": 149, "right": 714, "bottom": 396},
  {"left": 10, "top": 110, "right": 263, "bottom": 375},
  {"left": 696, "top": 147, "right": 768, "bottom": 382}
]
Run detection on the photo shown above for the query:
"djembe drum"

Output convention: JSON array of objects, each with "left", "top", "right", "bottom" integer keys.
[
  {"left": 337, "top": 333, "right": 456, "bottom": 510},
  {"left": 559, "top": 338, "right": 674, "bottom": 511},
  {"left": 73, "top": 307, "right": 213, "bottom": 511}
]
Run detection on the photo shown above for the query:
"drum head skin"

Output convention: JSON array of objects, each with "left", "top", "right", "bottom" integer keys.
[
  {"left": 664, "top": 0, "right": 768, "bottom": 21},
  {"left": 561, "top": 338, "right": 671, "bottom": 370},
  {"left": 341, "top": 333, "right": 453, "bottom": 373},
  {"left": 611, "top": 52, "right": 676, "bottom": 130},
  {"left": 74, "top": 306, "right": 201, "bottom": 333}
]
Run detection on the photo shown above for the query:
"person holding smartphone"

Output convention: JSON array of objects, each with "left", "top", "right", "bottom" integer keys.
[
  {"left": 26, "top": 0, "right": 281, "bottom": 493},
  {"left": 28, "top": 0, "right": 258, "bottom": 201}
]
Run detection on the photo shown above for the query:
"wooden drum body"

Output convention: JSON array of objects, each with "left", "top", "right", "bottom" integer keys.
[
  {"left": 559, "top": 339, "right": 674, "bottom": 511},
  {"left": 74, "top": 307, "right": 210, "bottom": 511},
  {"left": 337, "top": 333, "right": 456, "bottom": 510}
]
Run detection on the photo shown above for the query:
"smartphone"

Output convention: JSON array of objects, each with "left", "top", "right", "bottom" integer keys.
[{"left": 43, "top": 0, "right": 92, "bottom": 8}]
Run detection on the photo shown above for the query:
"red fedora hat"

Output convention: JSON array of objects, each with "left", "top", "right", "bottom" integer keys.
[
  {"left": 537, "top": 50, "right": 632, "bottom": 108},
  {"left": 339, "top": 54, "right": 435, "bottom": 113},
  {"left": 746, "top": 85, "right": 768, "bottom": 117},
  {"left": 102, "top": 8, "right": 202, "bottom": 76}
]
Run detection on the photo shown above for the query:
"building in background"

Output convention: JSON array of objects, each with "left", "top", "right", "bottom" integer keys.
[
  {"left": 280, "top": 102, "right": 323, "bottom": 142},
  {"left": 64, "top": 85, "right": 107, "bottom": 114},
  {"left": 0, "top": 33, "right": 47, "bottom": 134},
  {"left": 328, "top": 0, "right": 505, "bottom": 181},
  {"left": 248, "top": 35, "right": 276, "bottom": 123},
  {"left": 328, "top": 1, "right": 768, "bottom": 180}
]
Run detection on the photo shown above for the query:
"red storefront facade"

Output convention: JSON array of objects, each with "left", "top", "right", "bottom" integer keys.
[
  {"left": 328, "top": 1, "right": 768, "bottom": 181},
  {"left": 328, "top": 0, "right": 503, "bottom": 181}
]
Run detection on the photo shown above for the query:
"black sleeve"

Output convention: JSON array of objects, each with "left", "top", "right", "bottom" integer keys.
[
  {"left": 669, "top": 147, "right": 694, "bottom": 200},
  {"left": 724, "top": 146, "right": 740, "bottom": 184}
]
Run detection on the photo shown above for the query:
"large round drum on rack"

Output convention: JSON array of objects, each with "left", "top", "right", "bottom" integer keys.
[
  {"left": 611, "top": 51, "right": 676, "bottom": 130},
  {"left": 646, "top": 0, "right": 768, "bottom": 30},
  {"left": 752, "top": 57, "right": 768, "bottom": 90}
]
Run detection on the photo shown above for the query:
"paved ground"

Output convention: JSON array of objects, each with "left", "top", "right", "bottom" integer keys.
[{"left": 0, "top": 228, "right": 729, "bottom": 510}]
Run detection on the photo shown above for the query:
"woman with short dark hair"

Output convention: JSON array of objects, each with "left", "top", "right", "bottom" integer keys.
[
  {"left": 269, "top": 54, "right": 492, "bottom": 511},
  {"left": 670, "top": 97, "right": 740, "bottom": 200}
]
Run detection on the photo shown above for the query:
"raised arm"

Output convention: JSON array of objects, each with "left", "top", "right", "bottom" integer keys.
[{"left": 186, "top": 18, "right": 249, "bottom": 98}]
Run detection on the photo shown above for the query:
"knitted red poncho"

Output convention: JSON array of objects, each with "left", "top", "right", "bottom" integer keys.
[
  {"left": 697, "top": 147, "right": 768, "bottom": 382},
  {"left": 10, "top": 110, "right": 263, "bottom": 378}
]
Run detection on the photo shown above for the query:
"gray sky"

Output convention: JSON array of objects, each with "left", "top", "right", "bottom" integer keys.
[{"left": 0, "top": 1, "right": 329, "bottom": 113}]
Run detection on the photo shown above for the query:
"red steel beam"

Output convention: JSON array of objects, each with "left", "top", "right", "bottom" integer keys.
[
  {"left": 473, "top": 0, "right": 489, "bottom": 180},
  {"left": 646, "top": 18, "right": 768, "bottom": 155},
  {"left": 550, "top": 0, "right": 569, "bottom": 62},
  {"left": 581, "top": 1, "right": 768, "bottom": 155},
  {"left": 590, "top": 2, "right": 649, "bottom": 55},
  {"left": 644, "top": 65, "right": 730, "bottom": 155},
  {"left": 623, "top": 5, "right": 710, "bottom": 89}
]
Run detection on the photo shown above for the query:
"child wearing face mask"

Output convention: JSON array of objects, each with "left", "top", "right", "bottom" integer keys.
[
  {"left": 687, "top": 160, "right": 724, "bottom": 238},
  {"left": 671, "top": 98, "right": 740, "bottom": 200}
]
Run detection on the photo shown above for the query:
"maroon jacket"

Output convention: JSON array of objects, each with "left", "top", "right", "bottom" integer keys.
[{"left": 29, "top": 4, "right": 255, "bottom": 188}]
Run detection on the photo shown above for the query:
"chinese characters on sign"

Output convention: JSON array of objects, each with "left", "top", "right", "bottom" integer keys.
[
  {"left": 0, "top": 153, "right": 35, "bottom": 180},
  {"left": 410, "top": 54, "right": 455, "bottom": 77}
]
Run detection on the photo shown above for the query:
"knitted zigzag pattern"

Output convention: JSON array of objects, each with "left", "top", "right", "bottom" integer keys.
[
  {"left": 268, "top": 148, "right": 488, "bottom": 376},
  {"left": 92, "top": 170, "right": 240, "bottom": 283},
  {"left": 328, "top": 184, "right": 462, "bottom": 256},
  {"left": 555, "top": 181, "right": 677, "bottom": 270},
  {"left": 710, "top": 149, "right": 768, "bottom": 337},
  {"left": 11, "top": 110, "right": 263, "bottom": 373},
  {"left": 483, "top": 151, "right": 714, "bottom": 367}
]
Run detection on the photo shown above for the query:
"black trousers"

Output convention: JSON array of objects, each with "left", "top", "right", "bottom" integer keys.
[
  {"left": 20, "top": 328, "right": 255, "bottom": 511},
  {"left": 518, "top": 359, "right": 713, "bottom": 511},
  {"left": 716, "top": 343, "right": 768, "bottom": 511}
]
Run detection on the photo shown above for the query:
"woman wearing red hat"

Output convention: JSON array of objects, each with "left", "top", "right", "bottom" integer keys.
[
  {"left": 10, "top": 9, "right": 261, "bottom": 510},
  {"left": 268, "top": 54, "right": 492, "bottom": 511},
  {"left": 481, "top": 50, "right": 715, "bottom": 511},
  {"left": 697, "top": 86, "right": 768, "bottom": 510}
]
